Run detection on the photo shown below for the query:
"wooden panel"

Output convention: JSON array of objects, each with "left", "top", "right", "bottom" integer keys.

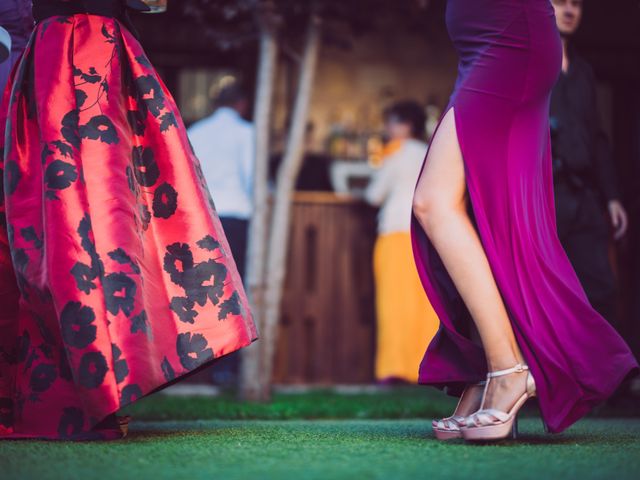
[{"left": 274, "top": 192, "right": 377, "bottom": 384}]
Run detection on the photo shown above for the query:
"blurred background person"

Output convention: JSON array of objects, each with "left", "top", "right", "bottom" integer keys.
[
  {"left": 364, "top": 100, "right": 439, "bottom": 384},
  {"left": 188, "top": 83, "right": 254, "bottom": 280},
  {"left": 550, "top": 0, "right": 628, "bottom": 329},
  {"left": 0, "top": 0, "right": 33, "bottom": 94},
  {"left": 187, "top": 83, "right": 255, "bottom": 389}
]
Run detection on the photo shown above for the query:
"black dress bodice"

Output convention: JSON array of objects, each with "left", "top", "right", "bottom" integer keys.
[{"left": 32, "top": 0, "right": 150, "bottom": 23}]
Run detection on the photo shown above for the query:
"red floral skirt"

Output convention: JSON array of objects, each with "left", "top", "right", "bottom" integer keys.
[{"left": 0, "top": 14, "right": 257, "bottom": 439}]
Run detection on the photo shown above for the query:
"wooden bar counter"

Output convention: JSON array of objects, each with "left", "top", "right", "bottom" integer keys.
[{"left": 273, "top": 192, "right": 378, "bottom": 385}]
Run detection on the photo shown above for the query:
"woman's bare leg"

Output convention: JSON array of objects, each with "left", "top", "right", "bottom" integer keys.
[{"left": 412, "top": 108, "right": 527, "bottom": 412}]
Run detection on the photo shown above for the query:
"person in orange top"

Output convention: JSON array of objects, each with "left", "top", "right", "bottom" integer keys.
[{"left": 364, "top": 101, "right": 439, "bottom": 384}]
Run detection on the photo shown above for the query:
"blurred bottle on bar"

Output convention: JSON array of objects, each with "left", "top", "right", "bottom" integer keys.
[{"left": 141, "top": 0, "right": 168, "bottom": 13}]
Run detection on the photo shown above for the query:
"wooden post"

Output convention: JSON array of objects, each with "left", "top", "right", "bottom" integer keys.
[
  {"left": 239, "top": 1, "right": 279, "bottom": 402},
  {"left": 259, "top": 13, "right": 322, "bottom": 400}
]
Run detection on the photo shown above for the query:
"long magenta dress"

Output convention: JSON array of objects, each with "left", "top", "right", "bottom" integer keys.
[
  {"left": 0, "top": 1, "right": 257, "bottom": 439},
  {"left": 411, "top": 0, "right": 638, "bottom": 433}
]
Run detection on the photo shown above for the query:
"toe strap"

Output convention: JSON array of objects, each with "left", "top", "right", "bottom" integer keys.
[
  {"left": 435, "top": 415, "right": 466, "bottom": 431},
  {"left": 466, "top": 409, "right": 510, "bottom": 427}
]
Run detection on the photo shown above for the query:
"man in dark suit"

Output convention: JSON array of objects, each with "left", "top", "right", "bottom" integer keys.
[
  {"left": 0, "top": 1, "right": 33, "bottom": 94},
  {"left": 550, "top": 0, "right": 628, "bottom": 328}
]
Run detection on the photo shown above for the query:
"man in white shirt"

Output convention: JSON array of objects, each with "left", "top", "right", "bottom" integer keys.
[
  {"left": 187, "top": 84, "right": 254, "bottom": 389},
  {"left": 188, "top": 84, "right": 254, "bottom": 279}
]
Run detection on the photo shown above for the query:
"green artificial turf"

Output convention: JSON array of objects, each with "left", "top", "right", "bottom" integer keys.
[
  {"left": 120, "top": 386, "right": 640, "bottom": 421},
  {"left": 120, "top": 387, "right": 457, "bottom": 421},
  {"left": 2, "top": 419, "right": 639, "bottom": 480}
]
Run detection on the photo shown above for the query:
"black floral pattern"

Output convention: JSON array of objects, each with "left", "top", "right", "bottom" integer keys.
[
  {"left": 71, "top": 262, "right": 99, "bottom": 294},
  {"left": 21, "top": 226, "right": 44, "bottom": 250},
  {"left": 163, "top": 242, "right": 228, "bottom": 308},
  {"left": 139, "top": 204, "right": 151, "bottom": 231},
  {"left": 0, "top": 16, "right": 253, "bottom": 439},
  {"left": 61, "top": 110, "right": 81, "bottom": 149},
  {"left": 4, "top": 160, "right": 21, "bottom": 195},
  {"left": 112, "top": 344, "right": 129, "bottom": 384},
  {"left": 78, "top": 351, "right": 108, "bottom": 389},
  {"left": 197, "top": 235, "right": 221, "bottom": 252},
  {"left": 60, "top": 302, "right": 97, "bottom": 349},
  {"left": 127, "top": 108, "right": 146, "bottom": 136},
  {"left": 51, "top": 140, "right": 73, "bottom": 158},
  {"left": 161, "top": 357, "right": 175, "bottom": 382},
  {"left": 152, "top": 182, "right": 178, "bottom": 219},
  {"left": 136, "top": 74, "right": 165, "bottom": 117},
  {"left": 80, "top": 115, "right": 119, "bottom": 144},
  {"left": 219, "top": 292, "right": 242, "bottom": 321},
  {"left": 120, "top": 384, "right": 142, "bottom": 406},
  {"left": 58, "top": 347, "right": 73, "bottom": 382},
  {"left": 103, "top": 272, "right": 137, "bottom": 317},
  {"left": 126, "top": 165, "right": 137, "bottom": 193},
  {"left": 57, "top": 407, "right": 84, "bottom": 438},
  {"left": 44, "top": 159, "right": 78, "bottom": 190},
  {"left": 108, "top": 248, "right": 141, "bottom": 274},
  {"left": 0, "top": 398, "right": 13, "bottom": 429},
  {"left": 30, "top": 363, "right": 57, "bottom": 393},
  {"left": 176, "top": 332, "right": 214, "bottom": 370},
  {"left": 132, "top": 146, "right": 159, "bottom": 187},
  {"left": 170, "top": 297, "right": 197, "bottom": 324}
]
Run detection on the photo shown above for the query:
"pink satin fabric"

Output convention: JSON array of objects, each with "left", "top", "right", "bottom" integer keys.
[{"left": 0, "top": 14, "right": 257, "bottom": 439}]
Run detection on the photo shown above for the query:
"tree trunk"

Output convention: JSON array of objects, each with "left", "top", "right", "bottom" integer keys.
[
  {"left": 239, "top": 13, "right": 279, "bottom": 402},
  {"left": 258, "top": 14, "right": 322, "bottom": 400}
]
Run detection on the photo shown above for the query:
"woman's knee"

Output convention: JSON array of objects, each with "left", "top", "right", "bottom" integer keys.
[{"left": 412, "top": 189, "right": 462, "bottom": 235}]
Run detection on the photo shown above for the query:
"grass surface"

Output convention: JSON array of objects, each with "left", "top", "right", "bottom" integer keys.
[
  {"left": 120, "top": 386, "right": 640, "bottom": 421},
  {"left": 120, "top": 387, "right": 457, "bottom": 421},
  {"left": 2, "top": 418, "right": 639, "bottom": 480}
]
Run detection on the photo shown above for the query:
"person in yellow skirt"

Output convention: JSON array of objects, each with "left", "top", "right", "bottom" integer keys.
[{"left": 364, "top": 101, "right": 439, "bottom": 384}]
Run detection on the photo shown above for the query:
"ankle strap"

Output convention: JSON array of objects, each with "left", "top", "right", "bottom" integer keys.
[{"left": 487, "top": 364, "right": 528, "bottom": 379}]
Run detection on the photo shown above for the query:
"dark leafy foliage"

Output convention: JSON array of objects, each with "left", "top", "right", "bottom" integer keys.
[{"left": 182, "top": 0, "right": 434, "bottom": 51}]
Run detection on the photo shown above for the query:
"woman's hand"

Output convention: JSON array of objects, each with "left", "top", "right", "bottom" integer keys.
[{"left": 608, "top": 199, "right": 628, "bottom": 240}]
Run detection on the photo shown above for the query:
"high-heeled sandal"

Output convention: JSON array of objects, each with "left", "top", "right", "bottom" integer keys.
[
  {"left": 432, "top": 381, "right": 485, "bottom": 440},
  {"left": 461, "top": 363, "right": 536, "bottom": 441}
]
